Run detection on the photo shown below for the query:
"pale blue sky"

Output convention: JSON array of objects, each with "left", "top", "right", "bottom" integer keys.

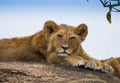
[{"left": 0, "top": 0, "right": 120, "bottom": 59}]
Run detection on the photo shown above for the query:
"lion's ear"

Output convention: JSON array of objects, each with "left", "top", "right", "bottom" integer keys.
[
  {"left": 43, "top": 20, "right": 59, "bottom": 34},
  {"left": 74, "top": 24, "right": 88, "bottom": 41}
]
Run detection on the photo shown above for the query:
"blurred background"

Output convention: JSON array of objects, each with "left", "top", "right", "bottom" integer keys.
[{"left": 0, "top": 0, "right": 120, "bottom": 59}]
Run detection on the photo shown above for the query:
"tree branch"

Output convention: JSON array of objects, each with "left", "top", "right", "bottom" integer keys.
[{"left": 100, "top": 0, "right": 120, "bottom": 7}]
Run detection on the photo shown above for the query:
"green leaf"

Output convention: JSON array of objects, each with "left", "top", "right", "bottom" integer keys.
[{"left": 106, "top": 11, "right": 112, "bottom": 23}]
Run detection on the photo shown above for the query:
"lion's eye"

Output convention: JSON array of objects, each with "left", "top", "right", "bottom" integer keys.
[
  {"left": 70, "top": 37, "right": 75, "bottom": 41},
  {"left": 57, "top": 34, "right": 62, "bottom": 39}
]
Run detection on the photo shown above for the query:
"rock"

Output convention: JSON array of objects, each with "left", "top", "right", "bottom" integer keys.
[{"left": 0, "top": 62, "right": 119, "bottom": 83}]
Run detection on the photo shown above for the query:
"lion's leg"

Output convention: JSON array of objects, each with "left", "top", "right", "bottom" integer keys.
[
  {"left": 64, "top": 55, "right": 114, "bottom": 74},
  {"left": 64, "top": 55, "right": 100, "bottom": 69},
  {"left": 64, "top": 55, "right": 84, "bottom": 66},
  {"left": 102, "top": 57, "right": 120, "bottom": 75},
  {"left": 64, "top": 55, "right": 101, "bottom": 70}
]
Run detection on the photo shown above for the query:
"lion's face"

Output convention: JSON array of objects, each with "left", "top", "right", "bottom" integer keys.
[
  {"left": 48, "top": 26, "right": 82, "bottom": 57},
  {"left": 45, "top": 21, "right": 88, "bottom": 57}
]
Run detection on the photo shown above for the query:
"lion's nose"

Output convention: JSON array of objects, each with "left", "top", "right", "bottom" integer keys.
[{"left": 61, "top": 45, "right": 69, "bottom": 50}]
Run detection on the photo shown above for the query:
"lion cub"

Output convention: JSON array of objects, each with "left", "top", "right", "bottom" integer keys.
[
  {"left": 0, "top": 20, "right": 114, "bottom": 74},
  {"left": 46, "top": 21, "right": 114, "bottom": 74},
  {"left": 0, "top": 21, "right": 59, "bottom": 62}
]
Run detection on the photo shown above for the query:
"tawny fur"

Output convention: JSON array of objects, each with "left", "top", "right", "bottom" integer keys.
[
  {"left": 44, "top": 21, "right": 119, "bottom": 75},
  {"left": 0, "top": 20, "right": 119, "bottom": 75},
  {"left": 102, "top": 57, "right": 120, "bottom": 76},
  {"left": 0, "top": 21, "right": 58, "bottom": 62}
]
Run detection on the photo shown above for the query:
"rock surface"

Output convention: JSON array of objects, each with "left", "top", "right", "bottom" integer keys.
[{"left": 0, "top": 62, "right": 120, "bottom": 83}]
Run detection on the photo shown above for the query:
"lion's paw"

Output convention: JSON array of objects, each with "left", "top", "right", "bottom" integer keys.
[
  {"left": 75, "top": 60, "right": 114, "bottom": 74},
  {"left": 84, "top": 61, "right": 98, "bottom": 69},
  {"left": 77, "top": 60, "right": 87, "bottom": 66},
  {"left": 101, "top": 64, "right": 114, "bottom": 74},
  {"left": 77, "top": 60, "right": 97, "bottom": 70}
]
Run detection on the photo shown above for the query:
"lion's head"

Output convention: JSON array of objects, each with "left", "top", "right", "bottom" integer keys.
[{"left": 43, "top": 21, "right": 88, "bottom": 57}]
